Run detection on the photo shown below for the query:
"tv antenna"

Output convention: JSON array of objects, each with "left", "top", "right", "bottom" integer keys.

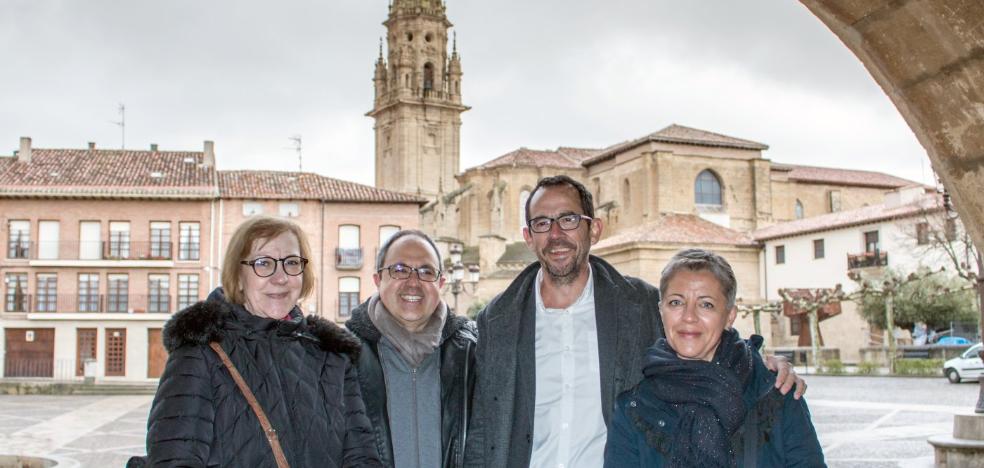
[
  {"left": 110, "top": 103, "right": 125, "bottom": 149},
  {"left": 288, "top": 135, "right": 302, "bottom": 172}
]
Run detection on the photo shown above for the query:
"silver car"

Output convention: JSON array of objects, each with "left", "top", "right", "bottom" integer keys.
[{"left": 944, "top": 343, "right": 983, "bottom": 383}]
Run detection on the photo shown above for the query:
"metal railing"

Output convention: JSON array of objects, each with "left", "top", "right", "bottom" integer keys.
[
  {"left": 3, "top": 294, "right": 185, "bottom": 313},
  {"left": 336, "top": 247, "right": 364, "bottom": 270},
  {"left": 847, "top": 250, "right": 888, "bottom": 269},
  {"left": 8, "top": 241, "right": 176, "bottom": 261}
]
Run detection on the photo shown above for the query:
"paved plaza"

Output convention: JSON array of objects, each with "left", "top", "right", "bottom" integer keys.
[{"left": 0, "top": 375, "right": 979, "bottom": 467}]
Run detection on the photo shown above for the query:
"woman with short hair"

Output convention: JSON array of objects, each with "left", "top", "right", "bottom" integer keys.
[
  {"left": 131, "top": 216, "right": 381, "bottom": 467},
  {"left": 604, "top": 248, "right": 825, "bottom": 467}
]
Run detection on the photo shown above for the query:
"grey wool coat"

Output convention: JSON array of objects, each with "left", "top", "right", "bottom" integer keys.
[{"left": 462, "top": 256, "right": 664, "bottom": 468}]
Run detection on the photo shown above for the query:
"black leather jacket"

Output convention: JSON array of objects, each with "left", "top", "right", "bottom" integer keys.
[{"left": 346, "top": 300, "right": 477, "bottom": 468}]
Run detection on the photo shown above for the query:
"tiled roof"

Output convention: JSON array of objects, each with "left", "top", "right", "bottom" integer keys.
[
  {"left": 471, "top": 146, "right": 602, "bottom": 171},
  {"left": 594, "top": 213, "right": 757, "bottom": 250},
  {"left": 584, "top": 124, "right": 769, "bottom": 166},
  {"left": 752, "top": 193, "right": 942, "bottom": 241},
  {"left": 0, "top": 149, "right": 217, "bottom": 198},
  {"left": 218, "top": 170, "right": 425, "bottom": 204},
  {"left": 772, "top": 163, "right": 919, "bottom": 189}
]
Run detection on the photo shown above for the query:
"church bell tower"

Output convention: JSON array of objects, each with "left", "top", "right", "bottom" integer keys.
[{"left": 367, "top": 0, "right": 469, "bottom": 200}]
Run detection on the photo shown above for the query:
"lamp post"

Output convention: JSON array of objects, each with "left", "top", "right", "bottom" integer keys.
[{"left": 447, "top": 243, "right": 480, "bottom": 313}]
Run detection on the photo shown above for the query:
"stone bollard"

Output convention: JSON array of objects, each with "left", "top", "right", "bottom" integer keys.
[{"left": 928, "top": 412, "right": 984, "bottom": 467}]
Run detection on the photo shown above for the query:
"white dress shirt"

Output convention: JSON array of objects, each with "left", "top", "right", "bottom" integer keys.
[{"left": 530, "top": 266, "right": 607, "bottom": 468}]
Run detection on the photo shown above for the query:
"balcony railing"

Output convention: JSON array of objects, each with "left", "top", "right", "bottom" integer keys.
[
  {"left": 3, "top": 293, "right": 187, "bottom": 313},
  {"left": 336, "top": 248, "right": 364, "bottom": 270},
  {"left": 11, "top": 241, "right": 175, "bottom": 261},
  {"left": 4, "top": 294, "right": 31, "bottom": 312},
  {"left": 6, "top": 240, "right": 30, "bottom": 259},
  {"left": 848, "top": 250, "right": 888, "bottom": 269}
]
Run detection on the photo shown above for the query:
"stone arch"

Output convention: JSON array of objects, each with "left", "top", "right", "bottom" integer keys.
[{"left": 802, "top": 0, "right": 984, "bottom": 249}]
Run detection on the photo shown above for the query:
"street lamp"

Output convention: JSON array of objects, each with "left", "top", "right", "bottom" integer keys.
[{"left": 446, "top": 243, "right": 479, "bottom": 313}]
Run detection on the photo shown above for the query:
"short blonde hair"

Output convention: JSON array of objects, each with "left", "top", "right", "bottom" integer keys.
[{"left": 221, "top": 216, "right": 315, "bottom": 305}]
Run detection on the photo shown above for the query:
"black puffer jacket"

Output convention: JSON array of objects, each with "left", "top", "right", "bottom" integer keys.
[
  {"left": 345, "top": 300, "right": 477, "bottom": 468},
  {"left": 132, "top": 288, "right": 382, "bottom": 468}
]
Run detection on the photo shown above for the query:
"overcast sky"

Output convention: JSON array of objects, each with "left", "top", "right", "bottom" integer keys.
[{"left": 0, "top": 0, "right": 935, "bottom": 187}]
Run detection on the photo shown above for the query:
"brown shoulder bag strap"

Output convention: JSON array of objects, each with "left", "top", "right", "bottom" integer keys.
[{"left": 209, "top": 341, "right": 290, "bottom": 468}]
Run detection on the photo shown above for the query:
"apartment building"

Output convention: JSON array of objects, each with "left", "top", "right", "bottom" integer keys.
[{"left": 0, "top": 138, "right": 422, "bottom": 382}]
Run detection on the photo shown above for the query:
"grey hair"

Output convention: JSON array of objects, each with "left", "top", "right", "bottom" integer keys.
[
  {"left": 659, "top": 248, "right": 738, "bottom": 309},
  {"left": 375, "top": 229, "right": 443, "bottom": 271}
]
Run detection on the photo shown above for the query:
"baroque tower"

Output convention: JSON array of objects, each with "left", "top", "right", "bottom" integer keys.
[{"left": 368, "top": 0, "right": 468, "bottom": 200}]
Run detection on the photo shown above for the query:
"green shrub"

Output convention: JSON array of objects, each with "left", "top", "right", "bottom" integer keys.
[
  {"left": 820, "top": 359, "right": 845, "bottom": 375},
  {"left": 893, "top": 358, "right": 943, "bottom": 376},
  {"left": 856, "top": 361, "right": 879, "bottom": 375}
]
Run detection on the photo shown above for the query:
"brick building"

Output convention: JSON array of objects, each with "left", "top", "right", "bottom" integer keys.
[{"left": 0, "top": 138, "right": 422, "bottom": 382}]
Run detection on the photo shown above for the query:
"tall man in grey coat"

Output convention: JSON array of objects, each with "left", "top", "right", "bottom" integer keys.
[{"left": 463, "top": 175, "right": 803, "bottom": 468}]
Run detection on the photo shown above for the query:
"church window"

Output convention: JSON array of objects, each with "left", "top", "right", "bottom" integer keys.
[
  {"left": 425, "top": 33, "right": 433, "bottom": 42},
  {"left": 423, "top": 63, "right": 435, "bottom": 90},
  {"left": 694, "top": 170, "right": 722, "bottom": 206},
  {"left": 406, "top": 32, "right": 414, "bottom": 42},
  {"left": 795, "top": 199, "right": 804, "bottom": 219},
  {"left": 622, "top": 178, "right": 631, "bottom": 209},
  {"left": 519, "top": 189, "right": 531, "bottom": 231}
]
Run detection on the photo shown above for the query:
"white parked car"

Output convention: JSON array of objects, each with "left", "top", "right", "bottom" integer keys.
[{"left": 944, "top": 343, "right": 983, "bottom": 383}]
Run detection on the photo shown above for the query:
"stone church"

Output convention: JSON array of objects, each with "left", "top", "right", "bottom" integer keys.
[{"left": 367, "top": 0, "right": 918, "bottom": 316}]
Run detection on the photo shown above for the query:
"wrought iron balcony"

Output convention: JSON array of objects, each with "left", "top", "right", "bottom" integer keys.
[
  {"left": 847, "top": 250, "right": 888, "bottom": 269},
  {"left": 336, "top": 247, "right": 364, "bottom": 270}
]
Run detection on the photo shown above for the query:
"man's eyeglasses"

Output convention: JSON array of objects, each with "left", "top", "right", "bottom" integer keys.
[
  {"left": 240, "top": 255, "right": 308, "bottom": 277},
  {"left": 527, "top": 214, "right": 592, "bottom": 233},
  {"left": 377, "top": 263, "right": 441, "bottom": 282}
]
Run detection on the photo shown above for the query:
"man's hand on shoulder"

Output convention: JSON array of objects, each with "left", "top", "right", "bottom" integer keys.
[{"left": 764, "top": 354, "right": 807, "bottom": 399}]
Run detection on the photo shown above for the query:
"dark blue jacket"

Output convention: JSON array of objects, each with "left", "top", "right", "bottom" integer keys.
[{"left": 604, "top": 349, "right": 825, "bottom": 467}]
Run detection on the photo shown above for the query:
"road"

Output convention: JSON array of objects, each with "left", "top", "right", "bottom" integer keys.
[{"left": 0, "top": 375, "right": 978, "bottom": 467}]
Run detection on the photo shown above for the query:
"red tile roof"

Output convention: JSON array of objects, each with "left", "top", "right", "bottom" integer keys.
[
  {"left": 594, "top": 213, "right": 757, "bottom": 250},
  {"left": 471, "top": 146, "right": 602, "bottom": 171},
  {"left": 584, "top": 124, "right": 769, "bottom": 166},
  {"left": 219, "top": 170, "right": 425, "bottom": 204},
  {"left": 772, "top": 163, "right": 919, "bottom": 189},
  {"left": 0, "top": 148, "right": 424, "bottom": 204},
  {"left": 752, "top": 193, "right": 942, "bottom": 241},
  {"left": 0, "top": 149, "right": 217, "bottom": 198}
]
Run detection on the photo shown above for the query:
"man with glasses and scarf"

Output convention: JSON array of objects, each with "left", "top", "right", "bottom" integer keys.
[
  {"left": 346, "top": 229, "right": 477, "bottom": 468},
  {"left": 463, "top": 175, "right": 804, "bottom": 468}
]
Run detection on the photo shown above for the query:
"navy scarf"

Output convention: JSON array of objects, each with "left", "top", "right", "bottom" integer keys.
[{"left": 641, "top": 328, "right": 755, "bottom": 468}]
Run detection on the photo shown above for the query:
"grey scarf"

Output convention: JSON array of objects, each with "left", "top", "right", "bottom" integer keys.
[{"left": 368, "top": 294, "right": 447, "bottom": 368}]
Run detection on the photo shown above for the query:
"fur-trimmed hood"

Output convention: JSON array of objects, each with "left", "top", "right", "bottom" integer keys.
[{"left": 163, "top": 288, "right": 361, "bottom": 358}]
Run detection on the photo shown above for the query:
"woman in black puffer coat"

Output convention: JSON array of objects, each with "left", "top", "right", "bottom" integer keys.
[{"left": 129, "top": 216, "right": 382, "bottom": 467}]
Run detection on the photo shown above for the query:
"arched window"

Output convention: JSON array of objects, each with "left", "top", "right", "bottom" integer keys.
[
  {"left": 622, "top": 178, "right": 631, "bottom": 209},
  {"left": 519, "top": 189, "right": 531, "bottom": 231},
  {"left": 694, "top": 170, "right": 722, "bottom": 206},
  {"left": 423, "top": 63, "right": 434, "bottom": 90},
  {"left": 795, "top": 199, "right": 804, "bottom": 219}
]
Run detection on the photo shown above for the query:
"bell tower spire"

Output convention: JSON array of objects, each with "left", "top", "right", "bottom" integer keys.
[{"left": 368, "top": 0, "right": 468, "bottom": 199}]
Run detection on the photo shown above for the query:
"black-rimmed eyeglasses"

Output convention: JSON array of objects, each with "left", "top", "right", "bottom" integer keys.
[
  {"left": 527, "top": 214, "right": 592, "bottom": 233},
  {"left": 240, "top": 255, "right": 308, "bottom": 277},
  {"left": 377, "top": 263, "right": 441, "bottom": 282}
]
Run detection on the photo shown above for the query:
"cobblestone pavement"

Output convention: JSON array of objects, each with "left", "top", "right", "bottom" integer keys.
[{"left": 0, "top": 375, "right": 979, "bottom": 467}]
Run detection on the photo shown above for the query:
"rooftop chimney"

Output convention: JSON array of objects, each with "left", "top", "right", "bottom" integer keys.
[
  {"left": 87, "top": 142, "right": 96, "bottom": 150},
  {"left": 150, "top": 143, "right": 158, "bottom": 152},
  {"left": 18, "top": 137, "right": 31, "bottom": 163},
  {"left": 203, "top": 140, "right": 215, "bottom": 168}
]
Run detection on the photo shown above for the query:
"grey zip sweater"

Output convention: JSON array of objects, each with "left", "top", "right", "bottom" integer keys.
[{"left": 378, "top": 336, "right": 442, "bottom": 468}]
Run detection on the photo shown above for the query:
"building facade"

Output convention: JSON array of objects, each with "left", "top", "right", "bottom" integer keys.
[
  {"left": 753, "top": 186, "right": 971, "bottom": 362},
  {"left": 0, "top": 138, "right": 422, "bottom": 382}
]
